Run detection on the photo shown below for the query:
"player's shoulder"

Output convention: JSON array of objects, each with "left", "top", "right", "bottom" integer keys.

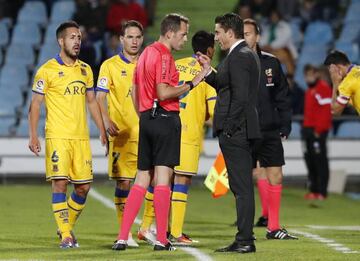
[
  {"left": 176, "top": 56, "right": 199, "bottom": 68},
  {"left": 35, "top": 58, "right": 57, "bottom": 75},
  {"left": 101, "top": 55, "right": 119, "bottom": 67},
  {"left": 260, "top": 51, "right": 278, "bottom": 61},
  {"left": 78, "top": 59, "right": 91, "bottom": 69}
]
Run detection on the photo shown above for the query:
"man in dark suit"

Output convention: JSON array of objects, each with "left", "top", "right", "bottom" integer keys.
[{"left": 198, "top": 13, "right": 261, "bottom": 254}]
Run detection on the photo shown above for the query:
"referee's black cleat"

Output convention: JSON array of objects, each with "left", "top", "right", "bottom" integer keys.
[
  {"left": 215, "top": 241, "right": 256, "bottom": 254},
  {"left": 266, "top": 228, "right": 298, "bottom": 240},
  {"left": 112, "top": 240, "right": 127, "bottom": 250},
  {"left": 255, "top": 216, "right": 268, "bottom": 227},
  {"left": 153, "top": 241, "right": 176, "bottom": 251}
]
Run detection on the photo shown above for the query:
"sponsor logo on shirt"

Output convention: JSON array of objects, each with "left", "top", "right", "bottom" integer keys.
[
  {"left": 265, "top": 68, "right": 274, "bottom": 87},
  {"left": 64, "top": 81, "right": 87, "bottom": 95}
]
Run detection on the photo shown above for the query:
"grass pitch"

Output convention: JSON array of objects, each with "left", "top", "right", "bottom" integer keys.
[{"left": 0, "top": 183, "right": 359, "bottom": 260}]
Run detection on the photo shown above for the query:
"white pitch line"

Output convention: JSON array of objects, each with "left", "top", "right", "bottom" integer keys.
[
  {"left": 290, "top": 229, "right": 359, "bottom": 254},
  {"left": 89, "top": 188, "right": 213, "bottom": 261},
  {"left": 307, "top": 225, "right": 360, "bottom": 231}
]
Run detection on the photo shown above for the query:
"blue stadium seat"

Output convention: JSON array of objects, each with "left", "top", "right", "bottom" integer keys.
[
  {"left": 17, "top": 1, "right": 47, "bottom": 26},
  {"left": 0, "top": 118, "right": 16, "bottom": 136},
  {"left": 290, "top": 18, "right": 303, "bottom": 49},
  {"left": 338, "top": 23, "right": 360, "bottom": 43},
  {"left": 335, "top": 41, "right": 359, "bottom": 62},
  {"left": 344, "top": 2, "right": 360, "bottom": 23},
  {"left": 0, "top": 50, "right": 3, "bottom": 65},
  {"left": 44, "top": 23, "right": 59, "bottom": 45},
  {"left": 294, "top": 62, "right": 307, "bottom": 90},
  {"left": 336, "top": 121, "right": 360, "bottom": 138},
  {"left": 303, "top": 22, "right": 333, "bottom": 45},
  {"left": 0, "top": 86, "right": 23, "bottom": 115},
  {"left": 11, "top": 23, "right": 41, "bottom": 46},
  {"left": 0, "top": 21, "right": 9, "bottom": 47},
  {"left": 297, "top": 44, "right": 328, "bottom": 65},
  {"left": 289, "top": 121, "right": 301, "bottom": 139},
  {"left": 0, "top": 63, "right": 29, "bottom": 89},
  {"left": 37, "top": 44, "right": 59, "bottom": 66},
  {"left": 17, "top": 117, "right": 45, "bottom": 137},
  {"left": 50, "top": 0, "right": 76, "bottom": 23},
  {"left": 6, "top": 43, "right": 35, "bottom": 66}
]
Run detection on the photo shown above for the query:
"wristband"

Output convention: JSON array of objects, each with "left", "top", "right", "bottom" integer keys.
[{"left": 185, "top": 81, "right": 194, "bottom": 90}]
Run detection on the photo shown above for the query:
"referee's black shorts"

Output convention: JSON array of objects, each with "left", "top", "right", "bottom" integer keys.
[
  {"left": 252, "top": 130, "right": 285, "bottom": 168},
  {"left": 137, "top": 108, "right": 181, "bottom": 170}
]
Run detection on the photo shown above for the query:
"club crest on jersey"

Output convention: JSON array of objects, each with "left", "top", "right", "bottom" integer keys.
[
  {"left": 189, "top": 59, "right": 197, "bottom": 66},
  {"left": 52, "top": 164, "right": 59, "bottom": 172},
  {"left": 121, "top": 70, "right": 127, "bottom": 76},
  {"left": 81, "top": 68, "right": 87, "bottom": 76},
  {"left": 58, "top": 71, "right": 64, "bottom": 77}
]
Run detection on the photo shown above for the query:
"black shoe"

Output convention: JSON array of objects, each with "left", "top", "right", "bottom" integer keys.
[
  {"left": 255, "top": 216, "right": 268, "bottom": 227},
  {"left": 154, "top": 241, "right": 176, "bottom": 251},
  {"left": 266, "top": 229, "right": 298, "bottom": 240},
  {"left": 215, "top": 241, "right": 256, "bottom": 253},
  {"left": 112, "top": 240, "right": 127, "bottom": 250}
]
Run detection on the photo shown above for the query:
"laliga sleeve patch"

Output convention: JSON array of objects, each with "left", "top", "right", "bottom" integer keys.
[
  {"left": 35, "top": 79, "right": 45, "bottom": 92},
  {"left": 98, "top": 77, "right": 108, "bottom": 88}
]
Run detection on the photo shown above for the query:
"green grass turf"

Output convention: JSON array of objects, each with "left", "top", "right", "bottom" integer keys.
[
  {"left": 0, "top": 184, "right": 359, "bottom": 260},
  {"left": 145, "top": 0, "right": 239, "bottom": 65}
]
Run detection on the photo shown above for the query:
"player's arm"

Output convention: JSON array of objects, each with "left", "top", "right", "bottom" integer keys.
[
  {"left": 28, "top": 93, "right": 44, "bottom": 156},
  {"left": 131, "top": 84, "right": 140, "bottom": 117},
  {"left": 87, "top": 90, "right": 109, "bottom": 155},
  {"left": 96, "top": 91, "right": 119, "bottom": 137},
  {"left": 329, "top": 64, "right": 346, "bottom": 116}
]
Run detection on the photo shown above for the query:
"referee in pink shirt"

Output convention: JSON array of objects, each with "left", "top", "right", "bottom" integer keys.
[{"left": 112, "top": 13, "right": 210, "bottom": 251}]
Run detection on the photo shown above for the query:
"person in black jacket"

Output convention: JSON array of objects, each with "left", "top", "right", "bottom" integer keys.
[
  {"left": 243, "top": 18, "right": 298, "bottom": 240},
  {"left": 197, "top": 13, "right": 261, "bottom": 254}
]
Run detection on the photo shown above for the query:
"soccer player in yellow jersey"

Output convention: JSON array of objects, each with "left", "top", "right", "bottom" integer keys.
[
  {"left": 28, "top": 21, "right": 108, "bottom": 249},
  {"left": 138, "top": 31, "right": 217, "bottom": 246},
  {"left": 96, "top": 20, "right": 144, "bottom": 247},
  {"left": 324, "top": 50, "right": 360, "bottom": 116}
]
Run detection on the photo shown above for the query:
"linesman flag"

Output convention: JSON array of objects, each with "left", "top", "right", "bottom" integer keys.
[{"left": 204, "top": 152, "right": 229, "bottom": 198}]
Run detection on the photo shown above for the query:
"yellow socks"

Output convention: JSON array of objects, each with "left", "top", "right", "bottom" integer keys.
[
  {"left": 114, "top": 188, "right": 129, "bottom": 227},
  {"left": 140, "top": 186, "right": 155, "bottom": 231},
  {"left": 67, "top": 191, "right": 86, "bottom": 230},
  {"left": 52, "top": 193, "right": 71, "bottom": 239},
  {"left": 171, "top": 184, "right": 189, "bottom": 238}
]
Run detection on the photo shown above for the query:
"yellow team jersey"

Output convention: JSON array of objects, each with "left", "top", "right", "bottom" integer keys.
[
  {"left": 96, "top": 53, "right": 139, "bottom": 141},
  {"left": 175, "top": 56, "right": 217, "bottom": 145},
  {"left": 337, "top": 65, "right": 360, "bottom": 114},
  {"left": 32, "top": 55, "right": 94, "bottom": 139}
]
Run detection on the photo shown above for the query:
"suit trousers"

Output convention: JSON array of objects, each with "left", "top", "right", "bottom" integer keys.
[{"left": 218, "top": 129, "right": 255, "bottom": 245}]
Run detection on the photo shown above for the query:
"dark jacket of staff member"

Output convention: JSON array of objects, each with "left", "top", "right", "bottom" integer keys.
[{"left": 198, "top": 13, "right": 261, "bottom": 254}]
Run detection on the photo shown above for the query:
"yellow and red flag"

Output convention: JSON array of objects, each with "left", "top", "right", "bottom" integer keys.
[{"left": 204, "top": 152, "right": 229, "bottom": 198}]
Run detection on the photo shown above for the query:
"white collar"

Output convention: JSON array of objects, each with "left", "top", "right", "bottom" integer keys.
[{"left": 228, "top": 39, "right": 245, "bottom": 55}]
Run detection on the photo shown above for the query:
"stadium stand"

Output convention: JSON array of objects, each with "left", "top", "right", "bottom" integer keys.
[
  {"left": 6, "top": 43, "right": 35, "bottom": 67},
  {"left": 0, "top": 21, "right": 9, "bottom": 48},
  {"left": 17, "top": 0, "right": 47, "bottom": 26},
  {"left": 11, "top": 22, "right": 42, "bottom": 47},
  {"left": 336, "top": 121, "right": 360, "bottom": 138}
]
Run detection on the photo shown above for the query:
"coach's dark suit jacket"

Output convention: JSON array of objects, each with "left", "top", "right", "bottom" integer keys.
[
  {"left": 206, "top": 40, "right": 261, "bottom": 140},
  {"left": 205, "top": 40, "right": 261, "bottom": 245}
]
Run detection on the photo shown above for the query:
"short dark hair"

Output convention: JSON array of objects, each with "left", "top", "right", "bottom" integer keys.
[
  {"left": 191, "top": 30, "right": 215, "bottom": 54},
  {"left": 120, "top": 20, "right": 144, "bottom": 36},
  {"left": 243, "top": 18, "right": 260, "bottom": 35},
  {"left": 303, "top": 64, "right": 318, "bottom": 74},
  {"left": 324, "top": 50, "right": 351, "bottom": 66},
  {"left": 215, "top": 13, "right": 244, "bottom": 39},
  {"left": 56, "top": 21, "right": 80, "bottom": 39},
  {"left": 160, "top": 13, "right": 189, "bottom": 36}
]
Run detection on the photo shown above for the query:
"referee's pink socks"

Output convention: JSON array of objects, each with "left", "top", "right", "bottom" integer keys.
[
  {"left": 267, "top": 183, "right": 282, "bottom": 231},
  {"left": 118, "top": 184, "right": 146, "bottom": 240},
  {"left": 257, "top": 179, "right": 269, "bottom": 218},
  {"left": 154, "top": 185, "right": 171, "bottom": 245}
]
